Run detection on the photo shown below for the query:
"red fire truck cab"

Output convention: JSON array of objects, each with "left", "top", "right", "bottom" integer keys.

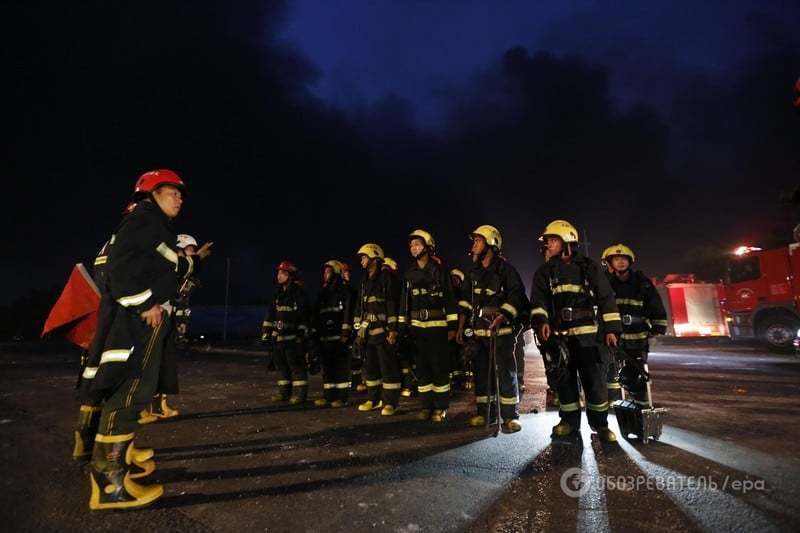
[{"left": 722, "top": 245, "right": 800, "bottom": 351}]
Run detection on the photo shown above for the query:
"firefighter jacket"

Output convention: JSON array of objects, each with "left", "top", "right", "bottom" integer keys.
[
  {"left": 82, "top": 201, "right": 197, "bottom": 395},
  {"left": 106, "top": 201, "right": 198, "bottom": 314},
  {"left": 311, "top": 276, "right": 353, "bottom": 342},
  {"left": 457, "top": 256, "right": 529, "bottom": 337},
  {"left": 607, "top": 270, "right": 668, "bottom": 346},
  {"left": 529, "top": 252, "right": 622, "bottom": 347},
  {"left": 353, "top": 268, "right": 398, "bottom": 344},
  {"left": 262, "top": 282, "right": 310, "bottom": 343},
  {"left": 399, "top": 258, "right": 458, "bottom": 331}
]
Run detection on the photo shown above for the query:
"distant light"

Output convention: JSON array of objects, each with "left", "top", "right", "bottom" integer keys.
[
  {"left": 200, "top": 335, "right": 205, "bottom": 339},
  {"left": 733, "top": 245, "right": 762, "bottom": 256}
]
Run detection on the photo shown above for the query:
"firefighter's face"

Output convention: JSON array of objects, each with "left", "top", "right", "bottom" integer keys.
[
  {"left": 409, "top": 238, "right": 426, "bottom": 259},
  {"left": 611, "top": 256, "right": 631, "bottom": 272},
  {"left": 152, "top": 185, "right": 183, "bottom": 219},
  {"left": 277, "top": 270, "right": 290, "bottom": 285},
  {"left": 183, "top": 245, "right": 197, "bottom": 256},
  {"left": 542, "top": 236, "right": 563, "bottom": 260},
  {"left": 323, "top": 266, "right": 334, "bottom": 284},
  {"left": 359, "top": 254, "right": 370, "bottom": 269},
  {"left": 470, "top": 236, "right": 487, "bottom": 260},
  {"left": 342, "top": 270, "right": 351, "bottom": 282},
  {"left": 451, "top": 275, "right": 462, "bottom": 288}
]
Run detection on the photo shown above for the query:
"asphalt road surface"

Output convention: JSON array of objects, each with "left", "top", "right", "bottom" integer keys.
[{"left": 1, "top": 339, "right": 798, "bottom": 532}]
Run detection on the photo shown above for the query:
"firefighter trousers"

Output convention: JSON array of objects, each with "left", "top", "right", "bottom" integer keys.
[
  {"left": 274, "top": 340, "right": 308, "bottom": 400},
  {"left": 321, "top": 340, "right": 351, "bottom": 403},
  {"left": 363, "top": 339, "right": 401, "bottom": 407},
  {"left": 97, "top": 316, "right": 171, "bottom": 436},
  {"left": 623, "top": 345, "right": 651, "bottom": 407},
  {"left": 557, "top": 338, "right": 609, "bottom": 430},
  {"left": 411, "top": 326, "right": 451, "bottom": 411},
  {"left": 472, "top": 334, "right": 519, "bottom": 421},
  {"left": 350, "top": 343, "right": 364, "bottom": 390},
  {"left": 156, "top": 325, "right": 179, "bottom": 394}
]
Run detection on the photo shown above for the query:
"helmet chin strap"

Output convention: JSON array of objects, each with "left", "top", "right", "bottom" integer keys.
[{"left": 412, "top": 248, "right": 428, "bottom": 260}]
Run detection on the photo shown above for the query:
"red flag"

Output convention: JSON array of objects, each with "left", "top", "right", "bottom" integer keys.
[{"left": 41, "top": 264, "right": 101, "bottom": 349}]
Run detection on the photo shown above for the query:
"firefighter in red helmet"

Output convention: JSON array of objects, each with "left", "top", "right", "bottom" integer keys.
[
  {"left": 77, "top": 169, "right": 212, "bottom": 510},
  {"left": 262, "top": 260, "right": 310, "bottom": 404}
]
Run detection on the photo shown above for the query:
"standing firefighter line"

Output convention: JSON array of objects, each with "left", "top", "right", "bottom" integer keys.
[{"left": 62, "top": 196, "right": 683, "bottom": 514}]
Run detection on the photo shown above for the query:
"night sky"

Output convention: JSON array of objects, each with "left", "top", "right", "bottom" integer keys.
[{"left": 4, "top": 0, "right": 800, "bottom": 308}]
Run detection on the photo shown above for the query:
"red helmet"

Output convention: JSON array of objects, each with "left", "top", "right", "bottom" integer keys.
[
  {"left": 134, "top": 169, "right": 186, "bottom": 196},
  {"left": 277, "top": 260, "right": 297, "bottom": 273}
]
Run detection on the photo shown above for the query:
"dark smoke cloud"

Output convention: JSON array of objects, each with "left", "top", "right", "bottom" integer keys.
[{"left": 4, "top": 1, "right": 799, "bottom": 312}]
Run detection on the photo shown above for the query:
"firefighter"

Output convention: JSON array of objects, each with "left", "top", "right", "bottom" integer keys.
[
  {"left": 384, "top": 256, "right": 415, "bottom": 398},
  {"left": 353, "top": 243, "right": 401, "bottom": 416},
  {"left": 311, "top": 260, "right": 354, "bottom": 407},
  {"left": 341, "top": 262, "right": 366, "bottom": 393},
  {"left": 448, "top": 268, "right": 470, "bottom": 390},
  {"left": 602, "top": 244, "right": 668, "bottom": 405},
  {"left": 530, "top": 220, "right": 621, "bottom": 442},
  {"left": 261, "top": 260, "right": 310, "bottom": 404},
  {"left": 79, "top": 169, "right": 211, "bottom": 510},
  {"left": 140, "top": 233, "right": 200, "bottom": 424},
  {"left": 456, "top": 225, "right": 528, "bottom": 433},
  {"left": 399, "top": 230, "right": 458, "bottom": 422},
  {"left": 173, "top": 234, "right": 198, "bottom": 344}
]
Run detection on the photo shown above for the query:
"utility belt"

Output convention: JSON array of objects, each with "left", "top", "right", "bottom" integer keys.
[
  {"left": 472, "top": 306, "right": 499, "bottom": 325},
  {"left": 274, "top": 320, "right": 296, "bottom": 331},
  {"left": 558, "top": 307, "right": 595, "bottom": 323},
  {"left": 622, "top": 314, "right": 646, "bottom": 326},
  {"left": 410, "top": 308, "right": 445, "bottom": 320}
]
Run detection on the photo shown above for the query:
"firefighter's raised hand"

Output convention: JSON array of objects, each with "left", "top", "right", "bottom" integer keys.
[
  {"left": 605, "top": 333, "right": 618, "bottom": 347},
  {"left": 196, "top": 241, "right": 214, "bottom": 259},
  {"left": 456, "top": 327, "right": 465, "bottom": 345},
  {"left": 141, "top": 305, "right": 164, "bottom": 328},
  {"left": 387, "top": 331, "right": 398, "bottom": 345},
  {"left": 538, "top": 323, "right": 551, "bottom": 342}
]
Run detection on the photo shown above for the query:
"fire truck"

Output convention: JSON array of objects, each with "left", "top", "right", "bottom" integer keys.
[{"left": 722, "top": 244, "right": 800, "bottom": 351}]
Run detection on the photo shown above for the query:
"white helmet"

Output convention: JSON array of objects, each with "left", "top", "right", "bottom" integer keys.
[{"left": 176, "top": 234, "right": 198, "bottom": 249}]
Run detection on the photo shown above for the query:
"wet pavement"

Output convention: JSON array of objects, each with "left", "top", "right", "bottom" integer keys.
[{"left": 1, "top": 340, "right": 799, "bottom": 532}]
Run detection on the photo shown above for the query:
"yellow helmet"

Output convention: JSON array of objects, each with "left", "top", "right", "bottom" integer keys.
[
  {"left": 357, "top": 243, "right": 384, "bottom": 260},
  {"left": 383, "top": 257, "right": 398, "bottom": 271},
  {"left": 470, "top": 225, "right": 503, "bottom": 250},
  {"left": 602, "top": 244, "right": 635, "bottom": 263},
  {"left": 450, "top": 268, "right": 465, "bottom": 282},
  {"left": 539, "top": 219, "right": 579, "bottom": 243},
  {"left": 408, "top": 229, "right": 435, "bottom": 249},
  {"left": 324, "top": 259, "right": 343, "bottom": 275}
]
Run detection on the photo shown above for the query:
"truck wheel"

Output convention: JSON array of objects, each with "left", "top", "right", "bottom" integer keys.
[{"left": 757, "top": 316, "right": 799, "bottom": 353}]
